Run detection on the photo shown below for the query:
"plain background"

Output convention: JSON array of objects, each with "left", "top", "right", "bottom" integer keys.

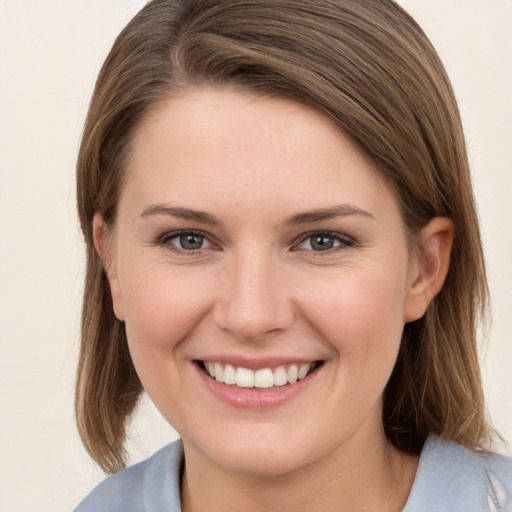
[{"left": 0, "top": 1, "right": 511, "bottom": 510}]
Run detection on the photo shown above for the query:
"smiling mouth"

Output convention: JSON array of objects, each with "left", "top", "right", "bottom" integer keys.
[{"left": 196, "top": 360, "right": 323, "bottom": 389}]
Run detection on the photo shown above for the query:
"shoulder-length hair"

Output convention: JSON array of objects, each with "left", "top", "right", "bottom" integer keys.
[{"left": 76, "top": 0, "right": 493, "bottom": 473}]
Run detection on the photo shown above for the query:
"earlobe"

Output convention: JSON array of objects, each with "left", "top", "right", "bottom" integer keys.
[
  {"left": 92, "top": 213, "right": 125, "bottom": 321},
  {"left": 404, "top": 217, "right": 454, "bottom": 323},
  {"left": 93, "top": 213, "right": 110, "bottom": 268}
]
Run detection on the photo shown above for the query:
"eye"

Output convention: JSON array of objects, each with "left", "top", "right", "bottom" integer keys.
[
  {"left": 297, "top": 232, "right": 353, "bottom": 252},
  {"left": 160, "top": 231, "right": 212, "bottom": 252}
]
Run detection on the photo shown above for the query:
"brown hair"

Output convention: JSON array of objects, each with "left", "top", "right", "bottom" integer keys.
[{"left": 76, "top": 0, "right": 493, "bottom": 473}]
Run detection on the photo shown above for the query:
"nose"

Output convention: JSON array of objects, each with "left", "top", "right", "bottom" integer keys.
[{"left": 213, "top": 249, "right": 295, "bottom": 342}]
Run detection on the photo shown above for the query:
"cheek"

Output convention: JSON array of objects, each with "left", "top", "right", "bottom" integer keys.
[
  {"left": 296, "top": 265, "right": 408, "bottom": 364},
  {"left": 118, "top": 261, "right": 215, "bottom": 353}
]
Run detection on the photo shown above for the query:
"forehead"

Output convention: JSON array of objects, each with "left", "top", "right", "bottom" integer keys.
[
  {"left": 130, "top": 88, "right": 348, "bottom": 165},
  {"left": 121, "top": 88, "right": 398, "bottom": 221}
]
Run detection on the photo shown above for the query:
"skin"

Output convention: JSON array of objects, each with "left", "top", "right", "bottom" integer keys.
[{"left": 95, "top": 88, "right": 453, "bottom": 512}]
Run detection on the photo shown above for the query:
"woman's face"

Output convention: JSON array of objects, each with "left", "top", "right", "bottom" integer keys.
[{"left": 100, "top": 89, "right": 430, "bottom": 476}]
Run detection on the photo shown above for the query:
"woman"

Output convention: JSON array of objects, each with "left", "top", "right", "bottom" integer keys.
[{"left": 74, "top": 0, "right": 512, "bottom": 510}]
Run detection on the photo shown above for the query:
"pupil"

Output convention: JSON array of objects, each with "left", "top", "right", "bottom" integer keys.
[
  {"left": 312, "top": 235, "right": 334, "bottom": 251},
  {"left": 180, "top": 234, "right": 203, "bottom": 250}
]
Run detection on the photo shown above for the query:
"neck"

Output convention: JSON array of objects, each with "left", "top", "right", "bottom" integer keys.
[{"left": 180, "top": 428, "right": 418, "bottom": 512}]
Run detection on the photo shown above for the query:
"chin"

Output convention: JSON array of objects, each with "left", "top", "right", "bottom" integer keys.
[
  {"left": 214, "top": 446, "right": 312, "bottom": 477},
  {"left": 183, "top": 424, "right": 326, "bottom": 478}
]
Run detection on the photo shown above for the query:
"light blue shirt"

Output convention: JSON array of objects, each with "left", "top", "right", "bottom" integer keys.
[{"left": 75, "top": 436, "right": 512, "bottom": 511}]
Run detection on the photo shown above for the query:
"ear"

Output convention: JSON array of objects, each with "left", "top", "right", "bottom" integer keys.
[
  {"left": 404, "top": 217, "right": 454, "bottom": 322},
  {"left": 93, "top": 213, "right": 125, "bottom": 321}
]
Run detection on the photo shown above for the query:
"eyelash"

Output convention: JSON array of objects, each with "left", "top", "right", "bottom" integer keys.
[
  {"left": 155, "top": 230, "right": 355, "bottom": 255},
  {"left": 156, "top": 230, "right": 213, "bottom": 255},
  {"left": 294, "top": 231, "right": 355, "bottom": 254}
]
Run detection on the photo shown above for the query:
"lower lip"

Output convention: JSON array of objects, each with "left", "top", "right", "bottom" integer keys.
[{"left": 195, "top": 363, "right": 321, "bottom": 410}]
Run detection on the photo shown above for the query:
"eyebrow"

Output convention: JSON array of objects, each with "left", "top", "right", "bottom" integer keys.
[
  {"left": 284, "top": 205, "right": 374, "bottom": 226},
  {"left": 140, "top": 203, "right": 374, "bottom": 227},
  {"left": 139, "top": 204, "right": 222, "bottom": 226}
]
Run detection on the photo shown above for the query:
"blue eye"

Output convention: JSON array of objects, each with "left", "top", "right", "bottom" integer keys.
[
  {"left": 298, "top": 232, "right": 352, "bottom": 252},
  {"left": 161, "top": 231, "right": 211, "bottom": 251}
]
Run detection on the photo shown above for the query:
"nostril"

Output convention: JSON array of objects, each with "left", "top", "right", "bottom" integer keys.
[{"left": 212, "top": 298, "right": 295, "bottom": 342}]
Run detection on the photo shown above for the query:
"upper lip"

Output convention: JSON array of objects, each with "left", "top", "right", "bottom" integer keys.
[{"left": 194, "top": 355, "right": 322, "bottom": 371}]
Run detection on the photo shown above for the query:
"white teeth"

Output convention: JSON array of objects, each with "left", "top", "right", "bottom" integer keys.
[
  {"left": 223, "top": 364, "right": 236, "bottom": 385},
  {"left": 274, "top": 366, "right": 288, "bottom": 386},
  {"left": 254, "top": 368, "right": 274, "bottom": 389},
  {"left": 204, "top": 361, "right": 316, "bottom": 388},
  {"left": 287, "top": 365, "right": 299, "bottom": 384},
  {"left": 236, "top": 367, "right": 254, "bottom": 388},
  {"left": 298, "top": 363, "right": 311, "bottom": 380},
  {"left": 214, "top": 362, "right": 223, "bottom": 381}
]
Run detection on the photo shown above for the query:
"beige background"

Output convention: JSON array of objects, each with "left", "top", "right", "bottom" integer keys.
[{"left": 0, "top": 1, "right": 510, "bottom": 510}]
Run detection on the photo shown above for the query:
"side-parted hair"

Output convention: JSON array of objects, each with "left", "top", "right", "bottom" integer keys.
[{"left": 76, "top": 0, "right": 493, "bottom": 473}]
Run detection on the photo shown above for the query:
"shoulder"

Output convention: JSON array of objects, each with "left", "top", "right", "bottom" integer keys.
[
  {"left": 404, "top": 435, "right": 512, "bottom": 512},
  {"left": 74, "top": 439, "right": 184, "bottom": 512}
]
